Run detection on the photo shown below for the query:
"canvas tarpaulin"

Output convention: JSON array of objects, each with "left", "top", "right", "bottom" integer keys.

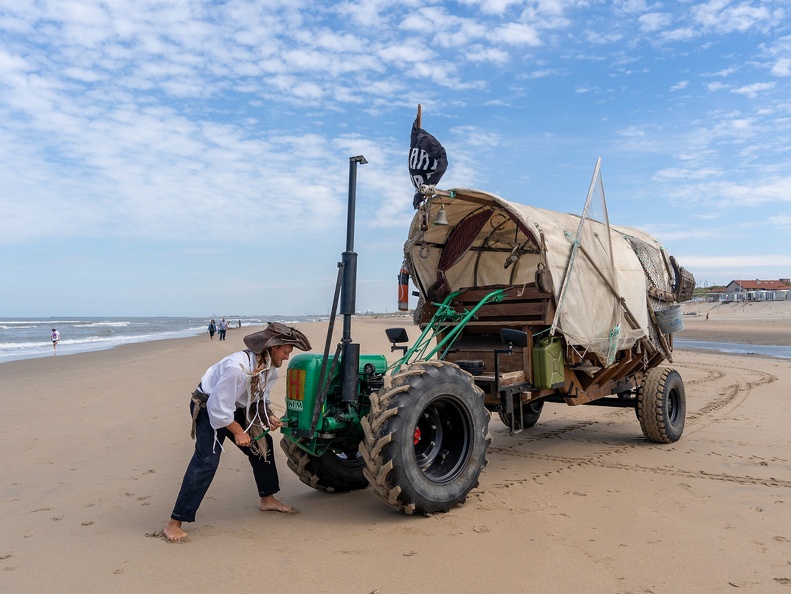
[{"left": 405, "top": 188, "right": 676, "bottom": 359}]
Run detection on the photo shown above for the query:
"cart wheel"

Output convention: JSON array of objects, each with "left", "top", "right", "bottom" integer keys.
[{"left": 637, "top": 367, "right": 686, "bottom": 443}]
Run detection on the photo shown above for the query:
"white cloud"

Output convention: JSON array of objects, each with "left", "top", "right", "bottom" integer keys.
[
  {"left": 0, "top": 49, "right": 30, "bottom": 74},
  {"left": 769, "top": 214, "right": 791, "bottom": 228},
  {"left": 653, "top": 167, "right": 721, "bottom": 181},
  {"left": 457, "top": 0, "right": 524, "bottom": 16},
  {"left": 670, "top": 80, "right": 689, "bottom": 92},
  {"left": 681, "top": 255, "right": 791, "bottom": 268},
  {"left": 770, "top": 58, "right": 791, "bottom": 76},
  {"left": 491, "top": 22, "right": 543, "bottom": 46},
  {"left": 638, "top": 12, "right": 673, "bottom": 32},
  {"left": 690, "top": 0, "right": 773, "bottom": 34},
  {"left": 731, "top": 81, "right": 776, "bottom": 98},
  {"left": 466, "top": 45, "right": 511, "bottom": 64},
  {"left": 616, "top": 0, "right": 652, "bottom": 15},
  {"left": 667, "top": 176, "right": 791, "bottom": 207},
  {"left": 705, "top": 67, "right": 738, "bottom": 78},
  {"left": 660, "top": 27, "right": 697, "bottom": 42},
  {"left": 615, "top": 125, "right": 647, "bottom": 137}
]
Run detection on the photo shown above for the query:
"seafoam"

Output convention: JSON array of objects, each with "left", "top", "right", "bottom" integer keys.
[{"left": 0, "top": 316, "right": 316, "bottom": 364}]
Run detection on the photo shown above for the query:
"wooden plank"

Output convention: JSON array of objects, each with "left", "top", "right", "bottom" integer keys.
[
  {"left": 453, "top": 285, "right": 551, "bottom": 302},
  {"left": 466, "top": 301, "right": 549, "bottom": 318},
  {"left": 474, "top": 370, "right": 525, "bottom": 385}
]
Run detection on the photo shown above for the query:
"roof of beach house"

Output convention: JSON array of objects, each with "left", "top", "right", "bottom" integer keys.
[{"left": 730, "top": 279, "right": 790, "bottom": 291}]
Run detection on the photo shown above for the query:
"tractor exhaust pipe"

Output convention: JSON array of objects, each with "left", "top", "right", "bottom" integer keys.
[
  {"left": 340, "top": 155, "right": 367, "bottom": 402},
  {"left": 312, "top": 155, "right": 368, "bottom": 431}
]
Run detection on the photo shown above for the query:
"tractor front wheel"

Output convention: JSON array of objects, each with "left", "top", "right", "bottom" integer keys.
[
  {"left": 280, "top": 439, "right": 368, "bottom": 492},
  {"left": 360, "top": 360, "right": 491, "bottom": 515}
]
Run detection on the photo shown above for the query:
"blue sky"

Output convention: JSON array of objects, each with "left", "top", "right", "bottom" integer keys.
[{"left": 1, "top": 0, "right": 789, "bottom": 317}]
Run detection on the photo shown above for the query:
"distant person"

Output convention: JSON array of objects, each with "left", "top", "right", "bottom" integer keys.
[
  {"left": 50, "top": 328, "right": 60, "bottom": 355},
  {"left": 162, "top": 322, "right": 312, "bottom": 542},
  {"left": 218, "top": 318, "right": 228, "bottom": 341},
  {"left": 208, "top": 319, "right": 216, "bottom": 340},
  {"left": 238, "top": 319, "right": 242, "bottom": 329},
  {"left": 706, "top": 313, "right": 709, "bottom": 321}
]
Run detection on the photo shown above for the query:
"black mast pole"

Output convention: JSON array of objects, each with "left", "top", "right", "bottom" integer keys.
[{"left": 340, "top": 155, "right": 367, "bottom": 402}]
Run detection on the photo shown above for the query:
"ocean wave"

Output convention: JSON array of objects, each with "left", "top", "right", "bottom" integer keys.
[{"left": 0, "top": 320, "right": 84, "bottom": 325}]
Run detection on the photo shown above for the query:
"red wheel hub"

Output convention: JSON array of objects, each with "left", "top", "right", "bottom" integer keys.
[{"left": 413, "top": 427, "right": 421, "bottom": 445}]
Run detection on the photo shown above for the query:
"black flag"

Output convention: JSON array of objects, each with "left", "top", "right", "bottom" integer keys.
[{"left": 409, "top": 118, "right": 448, "bottom": 208}]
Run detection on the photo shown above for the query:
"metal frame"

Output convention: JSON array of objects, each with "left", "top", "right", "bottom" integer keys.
[{"left": 390, "top": 288, "right": 507, "bottom": 373}]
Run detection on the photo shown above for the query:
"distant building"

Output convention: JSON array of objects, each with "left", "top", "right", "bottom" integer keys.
[{"left": 708, "top": 279, "right": 791, "bottom": 302}]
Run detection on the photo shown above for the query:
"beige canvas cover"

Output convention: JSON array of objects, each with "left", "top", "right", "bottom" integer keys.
[{"left": 405, "top": 188, "right": 676, "bottom": 359}]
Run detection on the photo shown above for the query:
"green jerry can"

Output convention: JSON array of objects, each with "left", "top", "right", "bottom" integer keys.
[{"left": 532, "top": 336, "right": 565, "bottom": 389}]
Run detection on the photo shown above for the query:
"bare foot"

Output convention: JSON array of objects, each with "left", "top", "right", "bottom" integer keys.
[
  {"left": 163, "top": 519, "right": 188, "bottom": 542},
  {"left": 259, "top": 494, "right": 297, "bottom": 513}
]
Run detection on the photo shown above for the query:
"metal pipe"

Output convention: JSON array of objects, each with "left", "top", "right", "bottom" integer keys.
[{"left": 340, "top": 155, "right": 366, "bottom": 402}]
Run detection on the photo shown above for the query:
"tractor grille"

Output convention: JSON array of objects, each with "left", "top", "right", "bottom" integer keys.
[{"left": 287, "top": 368, "right": 306, "bottom": 401}]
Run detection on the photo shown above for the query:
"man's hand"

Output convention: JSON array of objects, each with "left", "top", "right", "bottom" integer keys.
[
  {"left": 268, "top": 415, "right": 283, "bottom": 430},
  {"left": 234, "top": 431, "right": 251, "bottom": 447}
]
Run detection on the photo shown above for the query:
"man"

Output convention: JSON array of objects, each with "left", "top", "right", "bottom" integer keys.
[
  {"left": 163, "top": 322, "right": 311, "bottom": 542},
  {"left": 218, "top": 318, "right": 228, "bottom": 341}
]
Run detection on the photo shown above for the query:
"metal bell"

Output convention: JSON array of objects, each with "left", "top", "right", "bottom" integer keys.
[{"left": 433, "top": 205, "right": 449, "bottom": 226}]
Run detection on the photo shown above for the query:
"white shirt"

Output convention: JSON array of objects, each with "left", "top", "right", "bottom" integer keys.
[{"left": 201, "top": 350, "right": 279, "bottom": 431}]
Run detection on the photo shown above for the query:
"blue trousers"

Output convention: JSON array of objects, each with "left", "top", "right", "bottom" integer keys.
[{"left": 170, "top": 402, "right": 279, "bottom": 523}]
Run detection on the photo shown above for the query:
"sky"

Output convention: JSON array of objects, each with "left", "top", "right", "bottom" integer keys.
[{"left": 1, "top": 0, "right": 790, "bottom": 317}]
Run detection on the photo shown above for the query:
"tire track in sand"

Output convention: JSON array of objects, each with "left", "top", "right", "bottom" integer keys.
[{"left": 483, "top": 360, "right": 783, "bottom": 491}]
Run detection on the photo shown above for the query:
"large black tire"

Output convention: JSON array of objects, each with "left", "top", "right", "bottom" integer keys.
[
  {"left": 637, "top": 367, "right": 686, "bottom": 443},
  {"left": 498, "top": 399, "right": 544, "bottom": 430},
  {"left": 280, "top": 439, "right": 368, "bottom": 492},
  {"left": 360, "top": 360, "right": 491, "bottom": 515}
]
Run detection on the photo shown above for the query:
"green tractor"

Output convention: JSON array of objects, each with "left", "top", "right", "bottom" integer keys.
[
  {"left": 279, "top": 156, "right": 493, "bottom": 515},
  {"left": 279, "top": 155, "right": 693, "bottom": 516}
]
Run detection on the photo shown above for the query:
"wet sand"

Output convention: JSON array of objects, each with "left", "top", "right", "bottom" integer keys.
[{"left": 679, "top": 300, "right": 791, "bottom": 345}]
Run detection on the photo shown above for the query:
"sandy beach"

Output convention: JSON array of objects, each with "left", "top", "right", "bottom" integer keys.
[
  {"left": 2, "top": 308, "right": 790, "bottom": 593},
  {"left": 679, "top": 300, "right": 791, "bottom": 346}
]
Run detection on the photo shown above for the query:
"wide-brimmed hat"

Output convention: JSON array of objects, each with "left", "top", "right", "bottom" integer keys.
[{"left": 243, "top": 322, "right": 311, "bottom": 354}]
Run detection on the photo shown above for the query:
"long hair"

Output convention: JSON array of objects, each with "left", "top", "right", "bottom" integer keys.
[{"left": 249, "top": 350, "right": 270, "bottom": 398}]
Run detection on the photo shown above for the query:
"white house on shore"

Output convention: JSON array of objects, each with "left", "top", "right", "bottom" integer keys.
[{"left": 708, "top": 279, "right": 791, "bottom": 302}]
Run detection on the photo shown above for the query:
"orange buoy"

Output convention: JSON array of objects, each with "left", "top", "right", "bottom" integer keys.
[{"left": 397, "top": 261, "right": 410, "bottom": 311}]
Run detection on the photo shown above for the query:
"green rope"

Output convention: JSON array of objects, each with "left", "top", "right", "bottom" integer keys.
[{"left": 252, "top": 428, "right": 271, "bottom": 441}]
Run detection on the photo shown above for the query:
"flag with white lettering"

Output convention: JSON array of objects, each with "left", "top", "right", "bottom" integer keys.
[{"left": 408, "top": 118, "right": 448, "bottom": 208}]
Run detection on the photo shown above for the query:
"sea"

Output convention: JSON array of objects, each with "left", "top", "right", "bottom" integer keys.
[
  {"left": 674, "top": 339, "right": 791, "bottom": 359},
  {"left": 0, "top": 316, "right": 320, "bottom": 364},
  {"left": 2, "top": 317, "right": 789, "bottom": 364}
]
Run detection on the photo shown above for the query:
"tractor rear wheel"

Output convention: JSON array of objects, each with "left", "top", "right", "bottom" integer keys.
[
  {"left": 637, "top": 367, "right": 686, "bottom": 443},
  {"left": 280, "top": 439, "right": 368, "bottom": 492},
  {"left": 360, "top": 360, "right": 491, "bottom": 515}
]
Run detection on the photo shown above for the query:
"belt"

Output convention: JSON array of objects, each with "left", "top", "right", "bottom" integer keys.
[{"left": 192, "top": 383, "right": 209, "bottom": 403}]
